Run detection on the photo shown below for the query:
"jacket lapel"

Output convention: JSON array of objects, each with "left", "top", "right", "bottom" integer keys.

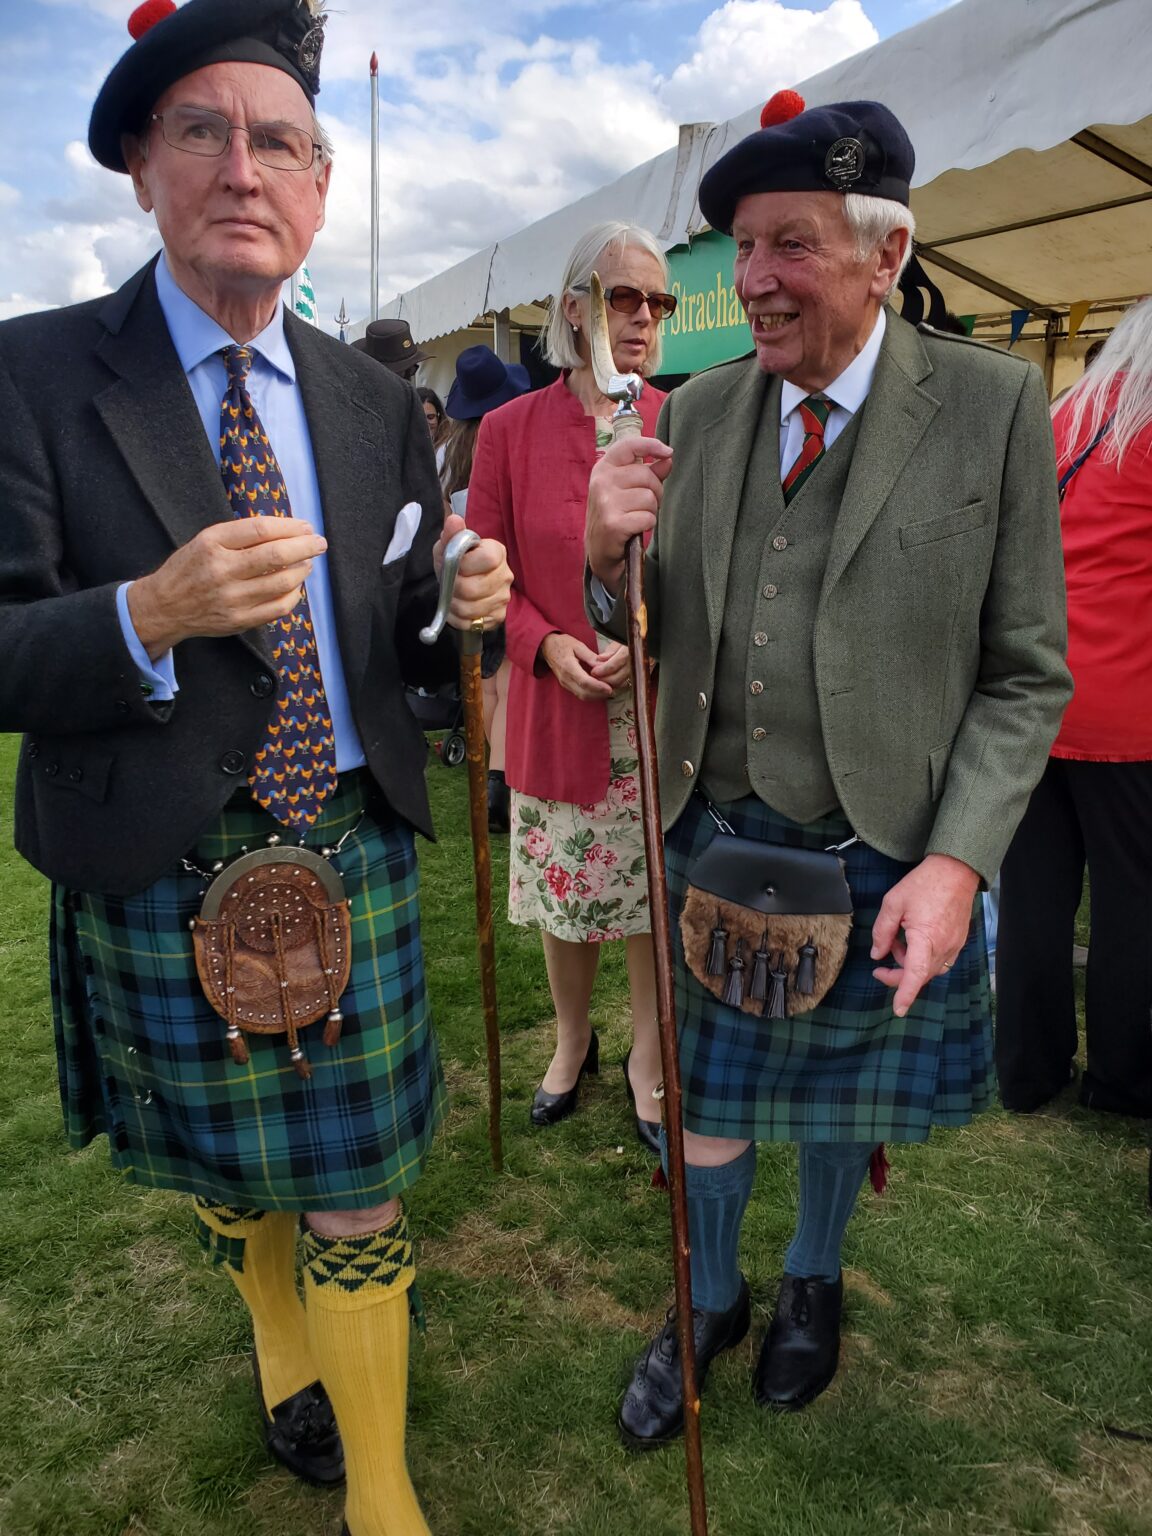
[
  {"left": 93, "top": 262, "right": 233, "bottom": 549},
  {"left": 700, "top": 361, "right": 776, "bottom": 645},
  {"left": 288, "top": 315, "right": 399, "bottom": 692},
  {"left": 822, "top": 313, "right": 939, "bottom": 597}
]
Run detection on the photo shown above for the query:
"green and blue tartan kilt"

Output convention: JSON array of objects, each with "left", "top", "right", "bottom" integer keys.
[
  {"left": 665, "top": 794, "right": 994, "bottom": 1144},
  {"left": 50, "top": 773, "right": 447, "bottom": 1210}
]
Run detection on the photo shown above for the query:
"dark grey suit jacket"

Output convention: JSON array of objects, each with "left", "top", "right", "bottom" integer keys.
[{"left": 0, "top": 261, "right": 455, "bottom": 894}]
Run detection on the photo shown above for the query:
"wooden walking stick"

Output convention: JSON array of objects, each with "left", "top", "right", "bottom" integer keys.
[
  {"left": 422, "top": 531, "right": 503, "bottom": 1173},
  {"left": 588, "top": 274, "right": 708, "bottom": 1535}
]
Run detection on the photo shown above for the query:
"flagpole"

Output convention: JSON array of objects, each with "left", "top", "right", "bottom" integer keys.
[{"left": 370, "top": 52, "right": 380, "bottom": 321}]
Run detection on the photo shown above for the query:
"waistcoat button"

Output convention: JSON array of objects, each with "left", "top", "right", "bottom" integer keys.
[
  {"left": 762, "top": 584, "right": 778, "bottom": 599},
  {"left": 220, "top": 750, "right": 246, "bottom": 775},
  {"left": 697, "top": 692, "right": 707, "bottom": 710},
  {"left": 752, "top": 728, "right": 766, "bottom": 742},
  {"left": 753, "top": 632, "right": 768, "bottom": 647},
  {"left": 749, "top": 681, "right": 764, "bottom": 696},
  {"left": 772, "top": 535, "right": 788, "bottom": 551},
  {"left": 681, "top": 760, "right": 695, "bottom": 778}
]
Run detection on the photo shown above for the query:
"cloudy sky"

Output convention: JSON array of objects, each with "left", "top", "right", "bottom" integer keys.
[{"left": 1, "top": 0, "right": 953, "bottom": 331}]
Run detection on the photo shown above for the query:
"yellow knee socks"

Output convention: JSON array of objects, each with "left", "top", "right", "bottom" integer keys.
[
  {"left": 193, "top": 1200, "right": 318, "bottom": 1412},
  {"left": 303, "top": 1209, "right": 430, "bottom": 1536}
]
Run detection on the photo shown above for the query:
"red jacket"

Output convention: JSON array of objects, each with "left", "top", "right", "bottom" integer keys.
[
  {"left": 1052, "top": 401, "right": 1152, "bottom": 761},
  {"left": 467, "top": 374, "right": 665, "bottom": 803}
]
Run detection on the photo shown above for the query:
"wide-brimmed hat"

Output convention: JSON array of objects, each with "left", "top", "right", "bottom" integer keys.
[
  {"left": 445, "top": 346, "right": 530, "bottom": 420},
  {"left": 351, "top": 318, "right": 432, "bottom": 374},
  {"left": 89, "top": 0, "right": 327, "bottom": 174},
  {"left": 698, "top": 91, "right": 914, "bottom": 235}
]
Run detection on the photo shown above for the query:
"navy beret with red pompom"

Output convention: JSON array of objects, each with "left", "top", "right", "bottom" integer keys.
[
  {"left": 89, "top": 0, "right": 327, "bottom": 174},
  {"left": 699, "top": 92, "right": 915, "bottom": 234}
]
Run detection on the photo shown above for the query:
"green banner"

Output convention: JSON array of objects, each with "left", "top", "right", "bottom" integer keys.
[{"left": 662, "top": 231, "right": 750, "bottom": 374}]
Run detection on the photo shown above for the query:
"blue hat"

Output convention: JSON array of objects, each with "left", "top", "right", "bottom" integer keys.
[
  {"left": 698, "top": 92, "right": 914, "bottom": 235},
  {"left": 90, "top": 0, "right": 326, "bottom": 173},
  {"left": 445, "top": 346, "right": 530, "bottom": 421}
]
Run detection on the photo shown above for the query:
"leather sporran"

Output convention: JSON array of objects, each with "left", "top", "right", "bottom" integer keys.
[
  {"left": 192, "top": 847, "right": 352, "bottom": 1078},
  {"left": 681, "top": 833, "right": 853, "bottom": 1019}
]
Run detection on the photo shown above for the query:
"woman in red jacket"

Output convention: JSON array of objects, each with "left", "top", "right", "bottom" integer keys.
[
  {"left": 997, "top": 298, "right": 1152, "bottom": 1117},
  {"left": 467, "top": 221, "right": 674, "bottom": 1149}
]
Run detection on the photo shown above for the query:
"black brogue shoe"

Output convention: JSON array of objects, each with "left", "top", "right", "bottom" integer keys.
[
  {"left": 618, "top": 1277, "right": 751, "bottom": 1451},
  {"left": 254, "top": 1353, "right": 345, "bottom": 1486},
  {"left": 753, "top": 1273, "right": 843, "bottom": 1412}
]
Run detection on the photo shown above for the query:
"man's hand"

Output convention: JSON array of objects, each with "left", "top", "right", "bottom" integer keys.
[
  {"left": 585, "top": 435, "right": 673, "bottom": 595},
  {"left": 435, "top": 513, "right": 512, "bottom": 631},
  {"left": 540, "top": 633, "right": 614, "bottom": 700},
  {"left": 871, "top": 853, "right": 981, "bottom": 1017},
  {"left": 128, "top": 516, "right": 327, "bottom": 659}
]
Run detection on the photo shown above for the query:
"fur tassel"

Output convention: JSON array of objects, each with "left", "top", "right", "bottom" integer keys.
[
  {"left": 722, "top": 938, "right": 747, "bottom": 1007},
  {"left": 706, "top": 907, "right": 729, "bottom": 976},
  {"left": 765, "top": 952, "right": 788, "bottom": 1019},
  {"left": 750, "top": 930, "right": 771, "bottom": 1002}
]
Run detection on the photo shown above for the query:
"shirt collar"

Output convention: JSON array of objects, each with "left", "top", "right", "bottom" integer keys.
[
  {"left": 154, "top": 251, "right": 296, "bottom": 383},
  {"left": 779, "top": 307, "right": 886, "bottom": 423}
]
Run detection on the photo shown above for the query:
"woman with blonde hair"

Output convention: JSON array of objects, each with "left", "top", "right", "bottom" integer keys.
[
  {"left": 997, "top": 298, "right": 1152, "bottom": 1118},
  {"left": 467, "top": 221, "right": 676, "bottom": 1148}
]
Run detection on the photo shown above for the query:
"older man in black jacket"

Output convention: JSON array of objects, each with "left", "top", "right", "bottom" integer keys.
[{"left": 0, "top": 3, "right": 509, "bottom": 1533}]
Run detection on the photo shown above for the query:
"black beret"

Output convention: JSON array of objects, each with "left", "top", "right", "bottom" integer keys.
[
  {"left": 89, "top": 0, "right": 326, "bottom": 174},
  {"left": 698, "top": 94, "right": 915, "bottom": 235}
]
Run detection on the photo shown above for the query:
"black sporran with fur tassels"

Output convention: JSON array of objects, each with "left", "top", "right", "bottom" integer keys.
[{"left": 681, "top": 818, "right": 854, "bottom": 1020}]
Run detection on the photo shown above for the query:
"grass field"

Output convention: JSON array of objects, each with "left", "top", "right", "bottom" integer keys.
[{"left": 1, "top": 731, "right": 1150, "bottom": 1536}]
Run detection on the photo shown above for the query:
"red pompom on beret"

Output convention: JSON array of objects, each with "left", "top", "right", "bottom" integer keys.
[
  {"left": 760, "top": 89, "right": 806, "bottom": 129},
  {"left": 127, "top": 0, "right": 177, "bottom": 40}
]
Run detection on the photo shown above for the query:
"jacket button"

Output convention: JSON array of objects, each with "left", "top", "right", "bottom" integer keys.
[
  {"left": 751, "top": 727, "right": 766, "bottom": 742},
  {"left": 772, "top": 535, "right": 788, "bottom": 551},
  {"left": 219, "top": 750, "right": 246, "bottom": 775},
  {"left": 45, "top": 761, "right": 60, "bottom": 777},
  {"left": 68, "top": 767, "right": 84, "bottom": 783},
  {"left": 681, "top": 760, "right": 694, "bottom": 778},
  {"left": 697, "top": 692, "right": 707, "bottom": 710},
  {"left": 251, "top": 673, "right": 276, "bottom": 698},
  {"left": 115, "top": 699, "right": 130, "bottom": 714},
  {"left": 749, "top": 681, "right": 764, "bottom": 696},
  {"left": 27, "top": 743, "right": 39, "bottom": 759},
  {"left": 762, "top": 584, "right": 779, "bottom": 599},
  {"left": 753, "top": 632, "right": 768, "bottom": 647}
]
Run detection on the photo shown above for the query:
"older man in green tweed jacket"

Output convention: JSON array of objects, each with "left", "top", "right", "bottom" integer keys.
[{"left": 586, "top": 93, "right": 1072, "bottom": 1447}]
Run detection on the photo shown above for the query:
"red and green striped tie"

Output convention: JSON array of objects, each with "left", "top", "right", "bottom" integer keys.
[
  {"left": 219, "top": 344, "right": 337, "bottom": 831},
  {"left": 781, "top": 394, "right": 832, "bottom": 503}
]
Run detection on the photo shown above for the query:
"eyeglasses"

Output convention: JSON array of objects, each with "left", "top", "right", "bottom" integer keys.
[
  {"left": 576, "top": 284, "right": 677, "bottom": 320},
  {"left": 150, "top": 106, "right": 322, "bottom": 172}
]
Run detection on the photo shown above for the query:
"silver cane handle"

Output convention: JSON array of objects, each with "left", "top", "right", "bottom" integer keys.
[{"left": 419, "top": 527, "right": 481, "bottom": 645}]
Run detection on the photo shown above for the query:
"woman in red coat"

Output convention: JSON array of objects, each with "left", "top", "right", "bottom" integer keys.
[
  {"left": 997, "top": 298, "right": 1152, "bottom": 1117},
  {"left": 467, "top": 221, "right": 674, "bottom": 1148}
]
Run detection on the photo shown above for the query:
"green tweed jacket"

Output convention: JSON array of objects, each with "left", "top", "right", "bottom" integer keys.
[{"left": 594, "top": 312, "right": 1072, "bottom": 883}]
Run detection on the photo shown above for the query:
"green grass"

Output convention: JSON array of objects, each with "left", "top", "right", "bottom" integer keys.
[{"left": 1, "top": 731, "right": 1150, "bottom": 1536}]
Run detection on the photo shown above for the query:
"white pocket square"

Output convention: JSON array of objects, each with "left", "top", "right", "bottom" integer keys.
[{"left": 383, "top": 500, "right": 422, "bottom": 564}]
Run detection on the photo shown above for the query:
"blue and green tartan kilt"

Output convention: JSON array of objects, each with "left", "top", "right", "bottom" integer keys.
[
  {"left": 50, "top": 773, "right": 447, "bottom": 1210},
  {"left": 665, "top": 794, "right": 994, "bottom": 1144}
]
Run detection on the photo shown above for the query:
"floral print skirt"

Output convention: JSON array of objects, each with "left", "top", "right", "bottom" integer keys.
[{"left": 509, "top": 692, "right": 651, "bottom": 943}]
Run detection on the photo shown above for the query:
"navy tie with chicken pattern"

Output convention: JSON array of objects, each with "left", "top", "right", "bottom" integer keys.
[{"left": 219, "top": 344, "right": 337, "bottom": 830}]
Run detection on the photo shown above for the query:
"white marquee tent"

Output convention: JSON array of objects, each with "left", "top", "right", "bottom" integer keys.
[{"left": 372, "top": 0, "right": 1152, "bottom": 391}]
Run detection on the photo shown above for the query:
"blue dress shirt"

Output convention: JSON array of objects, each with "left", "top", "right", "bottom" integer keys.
[{"left": 117, "top": 253, "right": 365, "bottom": 771}]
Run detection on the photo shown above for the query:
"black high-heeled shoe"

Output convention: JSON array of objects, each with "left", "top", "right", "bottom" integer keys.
[
  {"left": 531, "top": 1031, "right": 599, "bottom": 1127},
  {"left": 622, "top": 1050, "right": 662, "bottom": 1157}
]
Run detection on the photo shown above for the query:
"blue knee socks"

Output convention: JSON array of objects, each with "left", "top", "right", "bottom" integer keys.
[
  {"left": 665, "top": 1140, "right": 756, "bottom": 1315},
  {"left": 783, "top": 1140, "right": 873, "bottom": 1283}
]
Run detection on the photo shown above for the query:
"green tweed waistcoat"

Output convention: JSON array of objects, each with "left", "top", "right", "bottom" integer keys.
[{"left": 700, "top": 376, "right": 862, "bottom": 818}]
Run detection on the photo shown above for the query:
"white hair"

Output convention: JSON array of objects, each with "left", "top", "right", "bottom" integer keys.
[
  {"left": 1053, "top": 296, "right": 1152, "bottom": 468},
  {"left": 842, "top": 193, "right": 915, "bottom": 299},
  {"left": 542, "top": 220, "right": 670, "bottom": 376}
]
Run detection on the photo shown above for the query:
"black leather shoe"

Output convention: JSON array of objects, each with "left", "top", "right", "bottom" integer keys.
[
  {"left": 618, "top": 1278, "right": 751, "bottom": 1450},
  {"left": 754, "top": 1273, "right": 843, "bottom": 1412},
  {"left": 531, "top": 1031, "right": 599, "bottom": 1126},
  {"left": 487, "top": 770, "right": 510, "bottom": 833},
  {"left": 253, "top": 1352, "right": 345, "bottom": 1486},
  {"left": 622, "top": 1051, "right": 662, "bottom": 1157}
]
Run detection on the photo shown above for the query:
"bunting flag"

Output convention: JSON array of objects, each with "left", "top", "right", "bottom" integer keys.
[
  {"left": 958, "top": 315, "right": 977, "bottom": 336},
  {"left": 291, "top": 263, "right": 319, "bottom": 326},
  {"left": 1009, "top": 309, "right": 1030, "bottom": 348},
  {"left": 1068, "top": 300, "right": 1092, "bottom": 343}
]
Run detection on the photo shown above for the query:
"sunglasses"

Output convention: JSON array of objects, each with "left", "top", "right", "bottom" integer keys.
[{"left": 580, "top": 284, "right": 678, "bottom": 320}]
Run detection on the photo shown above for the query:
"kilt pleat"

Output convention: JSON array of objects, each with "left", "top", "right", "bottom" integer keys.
[
  {"left": 665, "top": 794, "right": 994, "bottom": 1143},
  {"left": 51, "top": 776, "right": 446, "bottom": 1210}
]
